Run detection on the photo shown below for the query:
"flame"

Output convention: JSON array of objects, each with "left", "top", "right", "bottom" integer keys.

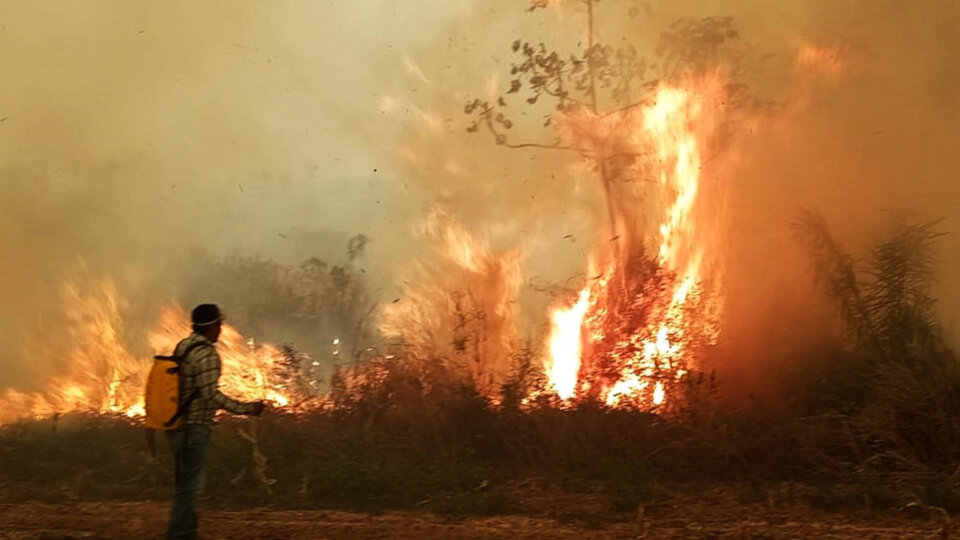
[
  {"left": 545, "top": 78, "right": 723, "bottom": 408},
  {"left": 0, "top": 281, "right": 145, "bottom": 424},
  {"left": 148, "top": 305, "right": 295, "bottom": 408},
  {"left": 645, "top": 86, "right": 704, "bottom": 270},
  {"left": 380, "top": 209, "right": 523, "bottom": 395},
  {"left": 652, "top": 381, "right": 665, "bottom": 405},
  {"left": 0, "top": 281, "right": 303, "bottom": 425},
  {"left": 546, "top": 289, "right": 590, "bottom": 400}
]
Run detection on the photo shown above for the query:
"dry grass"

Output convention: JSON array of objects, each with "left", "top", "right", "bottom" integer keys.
[{"left": 2, "top": 217, "right": 959, "bottom": 518}]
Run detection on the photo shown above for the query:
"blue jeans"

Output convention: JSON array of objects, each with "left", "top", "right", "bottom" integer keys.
[{"left": 166, "top": 424, "right": 211, "bottom": 540}]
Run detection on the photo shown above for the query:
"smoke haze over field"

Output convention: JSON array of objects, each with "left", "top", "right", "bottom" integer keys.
[
  {"left": 0, "top": 1, "right": 452, "bottom": 386},
  {"left": 1, "top": 1, "right": 958, "bottom": 395}
]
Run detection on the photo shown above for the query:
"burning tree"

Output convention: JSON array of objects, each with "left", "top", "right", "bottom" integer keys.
[{"left": 464, "top": 1, "right": 751, "bottom": 408}]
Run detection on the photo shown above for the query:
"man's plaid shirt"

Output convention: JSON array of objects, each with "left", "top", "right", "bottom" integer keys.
[{"left": 175, "top": 333, "right": 255, "bottom": 425}]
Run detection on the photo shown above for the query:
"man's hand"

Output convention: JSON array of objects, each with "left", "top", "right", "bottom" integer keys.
[{"left": 249, "top": 400, "right": 266, "bottom": 416}]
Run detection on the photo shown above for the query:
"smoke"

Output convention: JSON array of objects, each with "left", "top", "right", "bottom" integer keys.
[
  {"left": 0, "top": 1, "right": 462, "bottom": 389},
  {"left": 2, "top": 0, "right": 958, "bottom": 399},
  {"left": 709, "top": 0, "right": 960, "bottom": 393},
  {"left": 388, "top": 0, "right": 960, "bottom": 395}
]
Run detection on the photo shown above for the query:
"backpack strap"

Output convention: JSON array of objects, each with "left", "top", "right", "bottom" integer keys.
[
  {"left": 157, "top": 340, "right": 215, "bottom": 428},
  {"left": 155, "top": 340, "right": 212, "bottom": 373}
]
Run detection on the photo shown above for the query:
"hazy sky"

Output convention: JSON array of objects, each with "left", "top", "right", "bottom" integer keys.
[{"left": 0, "top": 1, "right": 469, "bottom": 383}]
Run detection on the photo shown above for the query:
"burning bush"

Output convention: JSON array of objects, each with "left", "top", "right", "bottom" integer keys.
[{"left": 379, "top": 209, "right": 523, "bottom": 396}]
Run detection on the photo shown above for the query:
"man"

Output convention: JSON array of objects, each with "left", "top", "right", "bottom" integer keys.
[{"left": 166, "top": 303, "right": 265, "bottom": 540}]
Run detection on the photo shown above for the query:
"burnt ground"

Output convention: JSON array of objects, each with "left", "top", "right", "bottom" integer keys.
[{"left": 0, "top": 489, "right": 950, "bottom": 540}]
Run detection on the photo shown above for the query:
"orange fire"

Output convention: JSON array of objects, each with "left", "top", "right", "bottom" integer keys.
[
  {"left": 545, "top": 79, "right": 723, "bottom": 408},
  {"left": 0, "top": 280, "right": 300, "bottom": 425},
  {"left": 149, "top": 305, "right": 296, "bottom": 409},
  {"left": 380, "top": 209, "right": 523, "bottom": 395},
  {"left": 546, "top": 289, "right": 590, "bottom": 400}
]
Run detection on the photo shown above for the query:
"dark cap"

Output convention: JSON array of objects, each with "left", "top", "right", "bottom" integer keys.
[{"left": 191, "top": 303, "right": 223, "bottom": 327}]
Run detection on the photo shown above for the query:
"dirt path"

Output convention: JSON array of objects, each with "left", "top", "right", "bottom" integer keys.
[{"left": 0, "top": 500, "right": 947, "bottom": 539}]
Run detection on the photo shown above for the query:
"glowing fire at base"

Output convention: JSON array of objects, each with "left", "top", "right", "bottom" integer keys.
[
  {"left": 150, "top": 305, "right": 296, "bottom": 409},
  {"left": 545, "top": 79, "right": 723, "bottom": 408},
  {"left": 0, "top": 281, "right": 302, "bottom": 425},
  {"left": 546, "top": 289, "right": 590, "bottom": 400}
]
